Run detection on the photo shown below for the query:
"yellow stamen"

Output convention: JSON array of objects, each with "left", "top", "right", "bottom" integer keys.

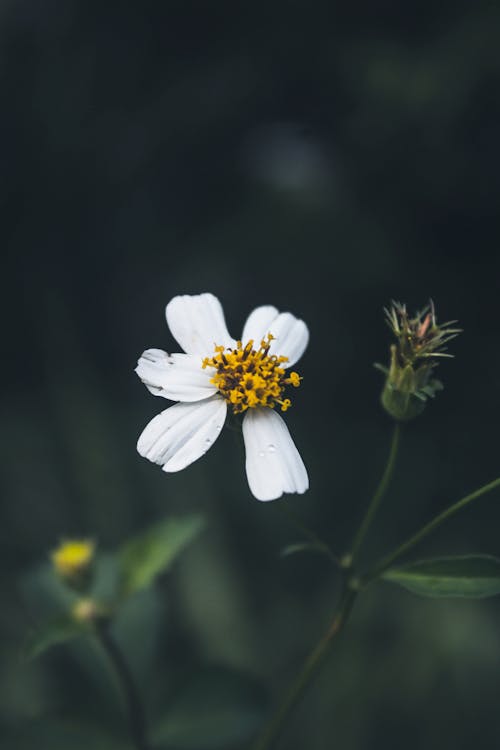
[{"left": 202, "top": 334, "right": 302, "bottom": 414}]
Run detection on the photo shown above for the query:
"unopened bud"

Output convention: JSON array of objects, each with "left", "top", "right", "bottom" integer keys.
[
  {"left": 72, "top": 598, "right": 100, "bottom": 624},
  {"left": 376, "top": 301, "right": 460, "bottom": 422},
  {"left": 72, "top": 597, "right": 110, "bottom": 627}
]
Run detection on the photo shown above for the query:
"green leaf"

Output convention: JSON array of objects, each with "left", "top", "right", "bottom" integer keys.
[
  {"left": 113, "top": 588, "right": 164, "bottom": 682},
  {"left": 19, "top": 561, "right": 77, "bottom": 619},
  {"left": 2, "top": 719, "right": 125, "bottom": 749},
  {"left": 118, "top": 514, "right": 205, "bottom": 597},
  {"left": 23, "top": 614, "right": 88, "bottom": 660},
  {"left": 280, "top": 541, "right": 333, "bottom": 561},
  {"left": 153, "top": 667, "right": 267, "bottom": 750},
  {"left": 383, "top": 554, "right": 500, "bottom": 598}
]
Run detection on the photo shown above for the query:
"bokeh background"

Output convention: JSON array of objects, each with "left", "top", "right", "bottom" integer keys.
[{"left": 2, "top": 2, "right": 500, "bottom": 748}]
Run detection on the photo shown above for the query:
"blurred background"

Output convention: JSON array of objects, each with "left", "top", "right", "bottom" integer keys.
[{"left": 2, "top": 1, "right": 500, "bottom": 748}]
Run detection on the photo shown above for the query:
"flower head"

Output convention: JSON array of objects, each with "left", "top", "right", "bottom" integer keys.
[
  {"left": 378, "top": 300, "right": 460, "bottom": 421},
  {"left": 135, "top": 293, "right": 309, "bottom": 501},
  {"left": 202, "top": 335, "right": 301, "bottom": 413},
  {"left": 51, "top": 539, "right": 95, "bottom": 588}
]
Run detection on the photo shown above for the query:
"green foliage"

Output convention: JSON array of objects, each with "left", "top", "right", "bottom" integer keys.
[
  {"left": 153, "top": 667, "right": 267, "bottom": 750},
  {"left": 383, "top": 555, "right": 500, "bottom": 598},
  {"left": 117, "top": 514, "right": 205, "bottom": 597},
  {"left": 23, "top": 614, "right": 88, "bottom": 661},
  {"left": 1, "top": 719, "right": 125, "bottom": 749},
  {"left": 280, "top": 541, "right": 333, "bottom": 561},
  {"left": 21, "top": 515, "right": 205, "bottom": 663},
  {"left": 112, "top": 588, "right": 164, "bottom": 683},
  {"left": 20, "top": 561, "right": 77, "bottom": 617}
]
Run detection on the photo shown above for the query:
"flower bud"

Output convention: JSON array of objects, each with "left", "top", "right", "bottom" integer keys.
[
  {"left": 71, "top": 597, "right": 110, "bottom": 627},
  {"left": 377, "top": 301, "right": 460, "bottom": 422},
  {"left": 51, "top": 539, "right": 95, "bottom": 592}
]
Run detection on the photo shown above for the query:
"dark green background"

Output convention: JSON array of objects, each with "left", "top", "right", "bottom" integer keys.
[{"left": 2, "top": 2, "right": 500, "bottom": 748}]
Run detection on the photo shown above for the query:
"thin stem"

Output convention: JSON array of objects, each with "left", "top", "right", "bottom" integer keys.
[
  {"left": 364, "top": 475, "right": 500, "bottom": 583},
  {"left": 251, "top": 583, "right": 358, "bottom": 750},
  {"left": 277, "top": 505, "right": 339, "bottom": 566},
  {"left": 252, "top": 424, "right": 400, "bottom": 749},
  {"left": 350, "top": 423, "right": 401, "bottom": 563},
  {"left": 94, "top": 620, "right": 150, "bottom": 750}
]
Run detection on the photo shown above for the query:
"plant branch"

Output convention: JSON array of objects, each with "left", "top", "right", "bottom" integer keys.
[
  {"left": 350, "top": 423, "right": 401, "bottom": 563},
  {"left": 251, "top": 583, "right": 357, "bottom": 750},
  {"left": 364, "top": 475, "right": 500, "bottom": 583}
]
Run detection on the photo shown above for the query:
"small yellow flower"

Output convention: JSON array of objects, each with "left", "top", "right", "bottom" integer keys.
[{"left": 51, "top": 539, "right": 95, "bottom": 581}]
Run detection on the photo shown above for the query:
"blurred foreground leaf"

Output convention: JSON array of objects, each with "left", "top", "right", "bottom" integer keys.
[
  {"left": 23, "top": 614, "right": 88, "bottom": 660},
  {"left": 20, "top": 562, "right": 76, "bottom": 619},
  {"left": 280, "top": 541, "right": 333, "bottom": 561},
  {"left": 153, "top": 667, "right": 267, "bottom": 750},
  {"left": 118, "top": 514, "right": 205, "bottom": 597},
  {"left": 383, "top": 555, "right": 500, "bottom": 598},
  {"left": 2, "top": 719, "right": 125, "bottom": 749}
]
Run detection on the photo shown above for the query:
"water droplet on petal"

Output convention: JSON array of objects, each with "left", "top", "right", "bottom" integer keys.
[
  {"left": 205, "top": 437, "right": 212, "bottom": 445},
  {"left": 258, "top": 450, "right": 265, "bottom": 458},
  {"left": 267, "top": 444, "right": 276, "bottom": 453}
]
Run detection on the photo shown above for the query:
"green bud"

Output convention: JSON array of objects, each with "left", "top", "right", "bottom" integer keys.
[{"left": 377, "top": 301, "right": 459, "bottom": 422}]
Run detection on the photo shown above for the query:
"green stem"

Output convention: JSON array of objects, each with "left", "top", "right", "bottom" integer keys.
[
  {"left": 252, "top": 424, "right": 401, "bottom": 749},
  {"left": 94, "top": 620, "right": 150, "bottom": 750},
  {"left": 350, "top": 423, "right": 401, "bottom": 563},
  {"left": 251, "top": 584, "right": 358, "bottom": 750},
  {"left": 364, "top": 475, "right": 500, "bottom": 583}
]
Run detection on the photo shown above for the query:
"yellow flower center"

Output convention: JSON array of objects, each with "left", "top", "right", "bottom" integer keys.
[
  {"left": 202, "top": 334, "right": 301, "bottom": 414},
  {"left": 51, "top": 539, "right": 95, "bottom": 578}
]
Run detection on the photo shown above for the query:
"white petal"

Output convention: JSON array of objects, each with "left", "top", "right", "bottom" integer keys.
[
  {"left": 135, "top": 349, "right": 217, "bottom": 402},
  {"left": 241, "top": 306, "right": 309, "bottom": 368},
  {"left": 242, "top": 408, "right": 308, "bottom": 501},
  {"left": 241, "top": 305, "right": 279, "bottom": 345},
  {"left": 267, "top": 313, "right": 309, "bottom": 368},
  {"left": 166, "top": 293, "right": 235, "bottom": 356},
  {"left": 137, "top": 395, "right": 227, "bottom": 472}
]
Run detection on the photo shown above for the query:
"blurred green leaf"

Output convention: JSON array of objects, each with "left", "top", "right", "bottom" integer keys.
[
  {"left": 118, "top": 514, "right": 205, "bottom": 597},
  {"left": 1, "top": 719, "right": 125, "bottom": 749},
  {"left": 20, "top": 562, "right": 77, "bottom": 619},
  {"left": 90, "top": 553, "right": 122, "bottom": 606},
  {"left": 23, "top": 614, "right": 88, "bottom": 660},
  {"left": 153, "top": 667, "right": 267, "bottom": 750},
  {"left": 280, "top": 541, "right": 333, "bottom": 561},
  {"left": 383, "top": 555, "right": 500, "bottom": 598},
  {"left": 113, "top": 587, "right": 164, "bottom": 683}
]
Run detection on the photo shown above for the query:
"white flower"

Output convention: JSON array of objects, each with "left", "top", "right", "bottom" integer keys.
[{"left": 136, "top": 293, "right": 309, "bottom": 501}]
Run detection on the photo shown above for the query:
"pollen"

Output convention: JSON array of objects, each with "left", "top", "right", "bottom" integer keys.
[
  {"left": 51, "top": 539, "right": 95, "bottom": 578},
  {"left": 202, "top": 334, "right": 302, "bottom": 414}
]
